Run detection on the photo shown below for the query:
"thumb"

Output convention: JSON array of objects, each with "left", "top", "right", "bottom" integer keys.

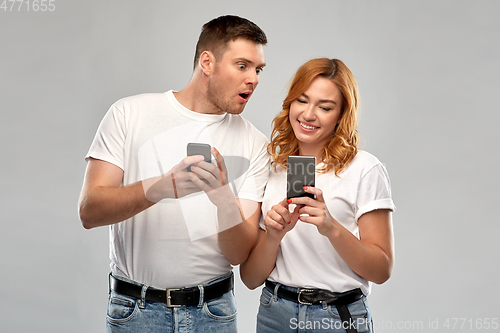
[{"left": 279, "top": 197, "right": 289, "bottom": 208}]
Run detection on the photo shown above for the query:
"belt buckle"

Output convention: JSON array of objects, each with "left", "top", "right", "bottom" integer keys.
[
  {"left": 298, "top": 289, "right": 313, "bottom": 305},
  {"left": 166, "top": 288, "right": 181, "bottom": 307}
]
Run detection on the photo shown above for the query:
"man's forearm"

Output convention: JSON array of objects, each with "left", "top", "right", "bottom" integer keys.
[
  {"left": 79, "top": 181, "right": 154, "bottom": 229},
  {"left": 216, "top": 198, "right": 260, "bottom": 265}
]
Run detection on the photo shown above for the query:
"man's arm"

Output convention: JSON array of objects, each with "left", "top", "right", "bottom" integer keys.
[
  {"left": 216, "top": 198, "right": 261, "bottom": 266},
  {"left": 78, "top": 158, "right": 155, "bottom": 229},
  {"left": 187, "top": 148, "right": 262, "bottom": 265},
  {"left": 79, "top": 155, "right": 208, "bottom": 229}
]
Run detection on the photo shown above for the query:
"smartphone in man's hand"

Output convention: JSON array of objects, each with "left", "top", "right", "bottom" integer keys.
[{"left": 187, "top": 143, "right": 212, "bottom": 171}]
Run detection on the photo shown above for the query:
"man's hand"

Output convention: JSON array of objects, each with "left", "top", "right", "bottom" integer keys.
[
  {"left": 188, "top": 147, "right": 234, "bottom": 207},
  {"left": 143, "top": 155, "right": 207, "bottom": 202}
]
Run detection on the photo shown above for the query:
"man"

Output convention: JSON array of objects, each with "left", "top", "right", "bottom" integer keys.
[{"left": 78, "top": 15, "right": 269, "bottom": 332}]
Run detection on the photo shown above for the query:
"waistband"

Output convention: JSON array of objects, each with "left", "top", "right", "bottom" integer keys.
[
  {"left": 265, "top": 280, "right": 363, "bottom": 306},
  {"left": 110, "top": 273, "right": 233, "bottom": 307}
]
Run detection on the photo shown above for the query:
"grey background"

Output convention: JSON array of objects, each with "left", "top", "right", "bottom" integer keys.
[{"left": 1, "top": 1, "right": 499, "bottom": 332}]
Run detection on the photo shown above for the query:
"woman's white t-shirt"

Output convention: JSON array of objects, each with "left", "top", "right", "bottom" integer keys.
[{"left": 261, "top": 151, "right": 395, "bottom": 295}]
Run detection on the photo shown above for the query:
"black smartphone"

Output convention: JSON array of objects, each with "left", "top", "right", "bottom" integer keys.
[
  {"left": 286, "top": 156, "right": 316, "bottom": 199},
  {"left": 187, "top": 143, "right": 212, "bottom": 171}
]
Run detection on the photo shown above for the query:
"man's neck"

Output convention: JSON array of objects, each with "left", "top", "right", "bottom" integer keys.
[{"left": 173, "top": 73, "right": 224, "bottom": 115}]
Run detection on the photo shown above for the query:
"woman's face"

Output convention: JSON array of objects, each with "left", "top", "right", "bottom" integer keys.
[{"left": 289, "top": 76, "right": 343, "bottom": 151}]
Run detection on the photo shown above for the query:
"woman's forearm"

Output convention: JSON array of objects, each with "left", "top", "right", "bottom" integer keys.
[
  {"left": 327, "top": 210, "right": 394, "bottom": 284},
  {"left": 240, "top": 230, "right": 281, "bottom": 290}
]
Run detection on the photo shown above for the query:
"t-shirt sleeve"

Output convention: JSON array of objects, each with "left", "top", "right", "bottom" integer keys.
[
  {"left": 355, "top": 163, "right": 396, "bottom": 221},
  {"left": 235, "top": 130, "right": 271, "bottom": 202},
  {"left": 85, "top": 102, "right": 126, "bottom": 170}
]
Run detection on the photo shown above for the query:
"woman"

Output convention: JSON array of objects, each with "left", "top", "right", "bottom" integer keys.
[{"left": 240, "top": 58, "right": 395, "bottom": 333}]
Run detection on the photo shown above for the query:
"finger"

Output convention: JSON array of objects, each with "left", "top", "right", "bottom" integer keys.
[
  {"left": 189, "top": 162, "right": 220, "bottom": 189},
  {"left": 279, "top": 197, "right": 290, "bottom": 208},
  {"left": 264, "top": 215, "right": 287, "bottom": 231},
  {"left": 292, "top": 204, "right": 304, "bottom": 215},
  {"left": 273, "top": 204, "right": 293, "bottom": 223},
  {"left": 288, "top": 196, "right": 317, "bottom": 207},
  {"left": 171, "top": 170, "right": 200, "bottom": 189},
  {"left": 303, "top": 186, "right": 323, "bottom": 202},
  {"left": 176, "top": 155, "right": 205, "bottom": 172},
  {"left": 266, "top": 210, "right": 287, "bottom": 225},
  {"left": 298, "top": 205, "right": 320, "bottom": 218},
  {"left": 212, "top": 147, "right": 228, "bottom": 185},
  {"left": 191, "top": 164, "right": 217, "bottom": 182},
  {"left": 188, "top": 170, "right": 212, "bottom": 191},
  {"left": 267, "top": 207, "right": 289, "bottom": 226},
  {"left": 289, "top": 204, "right": 303, "bottom": 224}
]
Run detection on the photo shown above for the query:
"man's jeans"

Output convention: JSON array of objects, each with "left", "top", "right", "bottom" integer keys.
[{"left": 106, "top": 272, "right": 237, "bottom": 333}]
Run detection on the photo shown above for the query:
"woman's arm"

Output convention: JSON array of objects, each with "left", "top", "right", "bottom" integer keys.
[
  {"left": 239, "top": 228, "right": 280, "bottom": 290},
  {"left": 291, "top": 186, "right": 395, "bottom": 284},
  {"left": 240, "top": 198, "right": 302, "bottom": 289},
  {"left": 332, "top": 208, "right": 394, "bottom": 284}
]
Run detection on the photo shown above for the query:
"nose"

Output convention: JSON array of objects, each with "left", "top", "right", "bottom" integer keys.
[
  {"left": 246, "top": 71, "right": 259, "bottom": 87},
  {"left": 302, "top": 105, "right": 315, "bottom": 121}
]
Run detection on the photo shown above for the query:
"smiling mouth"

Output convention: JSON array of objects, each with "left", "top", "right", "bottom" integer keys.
[{"left": 299, "top": 120, "right": 319, "bottom": 130}]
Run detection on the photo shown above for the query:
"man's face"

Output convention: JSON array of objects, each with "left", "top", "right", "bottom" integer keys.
[{"left": 206, "top": 39, "right": 266, "bottom": 115}]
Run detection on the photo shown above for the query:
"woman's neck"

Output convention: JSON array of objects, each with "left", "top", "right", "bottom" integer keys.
[{"left": 297, "top": 142, "right": 323, "bottom": 164}]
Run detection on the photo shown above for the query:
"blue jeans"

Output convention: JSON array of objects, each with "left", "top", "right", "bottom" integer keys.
[
  {"left": 106, "top": 272, "right": 237, "bottom": 333},
  {"left": 257, "top": 283, "right": 373, "bottom": 333}
]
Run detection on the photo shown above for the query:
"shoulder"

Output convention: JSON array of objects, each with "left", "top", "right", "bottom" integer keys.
[
  {"left": 112, "top": 92, "right": 168, "bottom": 109},
  {"left": 226, "top": 114, "right": 269, "bottom": 144},
  {"left": 344, "top": 150, "right": 385, "bottom": 177},
  {"left": 351, "top": 150, "right": 382, "bottom": 167}
]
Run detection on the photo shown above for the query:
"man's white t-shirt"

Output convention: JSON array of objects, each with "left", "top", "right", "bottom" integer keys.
[
  {"left": 261, "top": 151, "right": 395, "bottom": 295},
  {"left": 86, "top": 90, "right": 270, "bottom": 289}
]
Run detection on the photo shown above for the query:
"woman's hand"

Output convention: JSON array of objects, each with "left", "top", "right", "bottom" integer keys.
[
  {"left": 264, "top": 198, "right": 302, "bottom": 242},
  {"left": 287, "top": 186, "right": 338, "bottom": 236},
  {"left": 290, "top": 186, "right": 395, "bottom": 283}
]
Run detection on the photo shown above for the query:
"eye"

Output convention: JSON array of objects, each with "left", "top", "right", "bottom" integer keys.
[
  {"left": 238, "top": 63, "right": 246, "bottom": 70},
  {"left": 296, "top": 98, "right": 307, "bottom": 104},
  {"left": 256, "top": 67, "right": 263, "bottom": 75},
  {"left": 320, "top": 106, "right": 332, "bottom": 111}
]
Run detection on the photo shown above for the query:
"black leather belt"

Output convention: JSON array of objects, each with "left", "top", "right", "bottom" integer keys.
[
  {"left": 265, "top": 280, "right": 363, "bottom": 333},
  {"left": 265, "top": 280, "right": 363, "bottom": 306},
  {"left": 110, "top": 274, "right": 233, "bottom": 307}
]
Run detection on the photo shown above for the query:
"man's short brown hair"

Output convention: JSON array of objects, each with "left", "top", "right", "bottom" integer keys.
[{"left": 193, "top": 15, "right": 267, "bottom": 69}]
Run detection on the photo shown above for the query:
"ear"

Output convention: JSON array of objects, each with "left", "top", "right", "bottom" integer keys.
[{"left": 199, "top": 51, "right": 215, "bottom": 76}]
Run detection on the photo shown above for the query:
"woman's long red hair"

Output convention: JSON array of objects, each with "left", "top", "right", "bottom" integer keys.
[{"left": 269, "top": 58, "right": 359, "bottom": 176}]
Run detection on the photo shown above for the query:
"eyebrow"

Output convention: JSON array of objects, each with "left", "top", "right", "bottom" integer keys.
[
  {"left": 301, "top": 93, "right": 337, "bottom": 105},
  {"left": 235, "top": 57, "right": 266, "bottom": 68}
]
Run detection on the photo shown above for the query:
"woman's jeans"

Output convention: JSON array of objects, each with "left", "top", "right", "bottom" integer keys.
[
  {"left": 257, "top": 282, "right": 373, "bottom": 333},
  {"left": 106, "top": 272, "right": 237, "bottom": 333}
]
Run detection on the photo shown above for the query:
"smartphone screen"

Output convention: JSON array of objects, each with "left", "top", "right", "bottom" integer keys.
[
  {"left": 286, "top": 156, "right": 316, "bottom": 199},
  {"left": 187, "top": 143, "right": 211, "bottom": 171}
]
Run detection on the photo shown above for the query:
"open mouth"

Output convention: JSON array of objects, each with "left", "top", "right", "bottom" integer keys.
[{"left": 239, "top": 92, "right": 250, "bottom": 101}]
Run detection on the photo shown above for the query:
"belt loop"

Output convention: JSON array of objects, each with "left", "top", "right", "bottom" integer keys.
[
  {"left": 108, "top": 273, "right": 112, "bottom": 295},
  {"left": 197, "top": 284, "right": 204, "bottom": 308},
  {"left": 322, "top": 301, "right": 328, "bottom": 310},
  {"left": 272, "top": 282, "right": 281, "bottom": 302},
  {"left": 139, "top": 284, "right": 148, "bottom": 309}
]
